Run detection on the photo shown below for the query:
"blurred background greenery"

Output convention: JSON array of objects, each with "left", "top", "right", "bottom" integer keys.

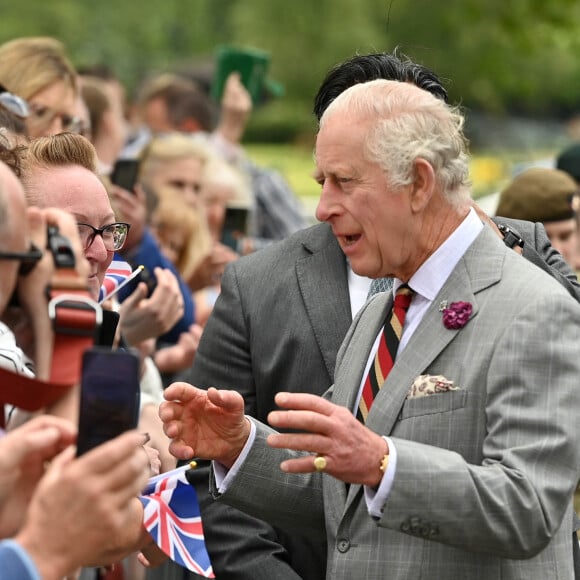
[{"left": 3, "top": 0, "right": 580, "bottom": 203}]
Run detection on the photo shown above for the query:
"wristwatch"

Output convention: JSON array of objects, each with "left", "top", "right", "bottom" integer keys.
[{"left": 496, "top": 223, "right": 524, "bottom": 250}]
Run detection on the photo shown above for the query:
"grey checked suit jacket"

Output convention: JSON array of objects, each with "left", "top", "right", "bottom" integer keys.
[
  {"left": 158, "top": 220, "right": 578, "bottom": 580},
  {"left": 217, "top": 226, "right": 580, "bottom": 580}
]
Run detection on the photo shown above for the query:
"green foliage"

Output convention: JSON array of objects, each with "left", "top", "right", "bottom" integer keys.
[{"left": 2, "top": 0, "right": 580, "bottom": 136}]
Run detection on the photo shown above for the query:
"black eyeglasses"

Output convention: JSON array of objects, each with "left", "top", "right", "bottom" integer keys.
[
  {"left": 77, "top": 222, "right": 130, "bottom": 252},
  {"left": 0, "top": 243, "right": 43, "bottom": 276},
  {"left": 0, "top": 85, "right": 29, "bottom": 119}
]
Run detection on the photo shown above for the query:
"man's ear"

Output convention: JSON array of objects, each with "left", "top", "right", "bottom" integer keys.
[{"left": 409, "top": 158, "right": 436, "bottom": 213}]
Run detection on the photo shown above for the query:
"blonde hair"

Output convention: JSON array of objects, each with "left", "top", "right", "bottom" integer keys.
[
  {"left": 0, "top": 37, "right": 78, "bottom": 100},
  {"left": 151, "top": 188, "right": 211, "bottom": 280},
  {"left": 18, "top": 133, "right": 98, "bottom": 205},
  {"left": 138, "top": 133, "right": 213, "bottom": 188},
  {"left": 200, "top": 156, "right": 253, "bottom": 208}
]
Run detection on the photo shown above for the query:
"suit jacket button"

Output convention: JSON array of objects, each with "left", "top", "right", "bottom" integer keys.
[
  {"left": 337, "top": 538, "right": 350, "bottom": 553},
  {"left": 409, "top": 516, "right": 422, "bottom": 535}
]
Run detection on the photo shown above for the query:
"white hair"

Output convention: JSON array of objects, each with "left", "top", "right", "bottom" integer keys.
[{"left": 320, "top": 79, "right": 471, "bottom": 204}]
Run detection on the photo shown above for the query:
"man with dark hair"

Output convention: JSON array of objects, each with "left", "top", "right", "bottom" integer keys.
[
  {"left": 160, "top": 51, "right": 579, "bottom": 580},
  {"left": 313, "top": 50, "right": 449, "bottom": 119}
]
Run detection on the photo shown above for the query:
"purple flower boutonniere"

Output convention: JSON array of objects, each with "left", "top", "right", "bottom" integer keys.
[{"left": 439, "top": 301, "right": 473, "bottom": 330}]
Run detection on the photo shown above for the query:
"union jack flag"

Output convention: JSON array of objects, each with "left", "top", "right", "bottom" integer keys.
[
  {"left": 98, "top": 256, "right": 133, "bottom": 303},
  {"left": 140, "top": 464, "right": 215, "bottom": 578}
]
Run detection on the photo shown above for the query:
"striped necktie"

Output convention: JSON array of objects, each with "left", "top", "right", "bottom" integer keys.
[{"left": 357, "top": 284, "right": 415, "bottom": 423}]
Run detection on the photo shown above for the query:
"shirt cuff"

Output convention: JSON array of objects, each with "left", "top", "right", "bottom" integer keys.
[
  {"left": 213, "top": 417, "right": 257, "bottom": 492},
  {"left": 365, "top": 436, "right": 397, "bottom": 518}
]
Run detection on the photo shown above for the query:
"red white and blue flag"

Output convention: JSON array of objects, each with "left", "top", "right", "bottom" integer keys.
[
  {"left": 98, "top": 257, "right": 133, "bottom": 303},
  {"left": 140, "top": 464, "right": 215, "bottom": 578}
]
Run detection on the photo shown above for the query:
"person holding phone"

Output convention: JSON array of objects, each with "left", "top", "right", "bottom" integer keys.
[
  {"left": 0, "top": 149, "right": 90, "bottom": 422},
  {"left": 7, "top": 132, "right": 182, "bottom": 579},
  {"left": 0, "top": 419, "right": 151, "bottom": 580},
  {"left": 0, "top": 148, "right": 155, "bottom": 578}
]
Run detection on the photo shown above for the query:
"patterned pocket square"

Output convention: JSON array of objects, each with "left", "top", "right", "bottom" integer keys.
[{"left": 407, "top": 374, "right": 460, "bottom": 399}]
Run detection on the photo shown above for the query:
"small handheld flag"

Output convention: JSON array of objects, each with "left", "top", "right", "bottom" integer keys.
[
  {"left": 140, "top": 464, "right": 214, "bottom": 577},
  {"left": 98, "top": 258, "right": 141, "bottom": 304}
]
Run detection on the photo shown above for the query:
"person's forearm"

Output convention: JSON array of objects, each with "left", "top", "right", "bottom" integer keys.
[
  {"left": 44, "top": 384, "right": 79, "bottom": 424},
  {"left": 29, "top": 314, "right": 52, "bottom": 381}
]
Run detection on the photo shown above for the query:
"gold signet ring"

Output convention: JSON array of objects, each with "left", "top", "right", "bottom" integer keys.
[{"left": 313, "top": 455, "right": 327, "bottom": 472}]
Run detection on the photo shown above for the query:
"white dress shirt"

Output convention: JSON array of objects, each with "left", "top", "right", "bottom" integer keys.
[{"left": 365, "top": 207, "right": 483, "bottom": 516}]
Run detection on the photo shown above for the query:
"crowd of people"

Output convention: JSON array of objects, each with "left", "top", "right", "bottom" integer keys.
[{"left": 1, "top": 33, "right": 580, "bottom": 580}]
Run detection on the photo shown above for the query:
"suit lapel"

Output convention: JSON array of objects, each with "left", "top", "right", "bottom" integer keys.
[
  {"left": 366, "top": 226, "right": 504, "bottom": 436},
  {"left": 337, "top": 227, "right": 506, "bottom": 510},
  {"left": 296, "top": 225, "right": 352, "bottom": 381}
]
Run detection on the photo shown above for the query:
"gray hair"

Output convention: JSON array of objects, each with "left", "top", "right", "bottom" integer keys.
[{"left": 319, "top": 79, "right": 471, "bottom": 204}]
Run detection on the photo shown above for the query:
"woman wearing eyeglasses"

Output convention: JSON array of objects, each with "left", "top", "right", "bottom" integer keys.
[{"left": 0, "top": 36, "right": 82, "bottom": 138}]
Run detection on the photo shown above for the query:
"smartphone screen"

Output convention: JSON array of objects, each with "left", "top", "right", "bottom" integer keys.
[
  {"left": 76, "top": 347, "right": 141, "bottom": 456},
  {"left": 221, "top": 206, "right": 249, "bottom": 251},
  {"left": 110, "top": 159, "right": 140, "bottom": 193}
]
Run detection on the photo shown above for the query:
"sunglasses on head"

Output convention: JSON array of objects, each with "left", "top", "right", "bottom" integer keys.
[{"left": 0, "top": 85, "right": 30, "bottom": 119}]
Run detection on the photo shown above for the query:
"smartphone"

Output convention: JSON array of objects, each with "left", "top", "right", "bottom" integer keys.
[
  {"left": 221, "top": 206, "right": 250, "bottom": 251},
  {"left": 76, "top": 347, "right": 141, "bottom": 456},
  {"left": 110, "top": 158, "right": 140, "bottom": 193}
]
